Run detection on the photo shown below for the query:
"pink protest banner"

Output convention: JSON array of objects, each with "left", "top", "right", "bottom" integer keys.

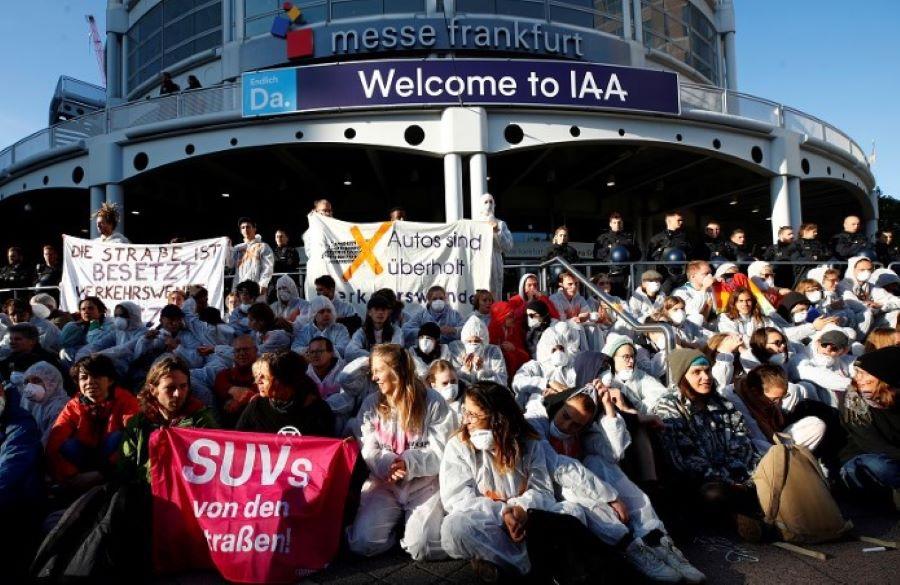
[{"left": 150, "top": 428, "right": 358, "bottom": 583}]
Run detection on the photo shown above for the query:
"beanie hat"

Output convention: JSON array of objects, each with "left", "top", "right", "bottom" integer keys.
[
  {"left": 417, "top": 321, "right": 441, "bottom": 340},
  {"left": 668, "top": 347, "right": 706, "bottom": 386},
  {"left": 601, "top": 333, "right": 634, "bottom": 359},
  {"left": 854, "top": 346, "right": 900, "bottom": 388}
]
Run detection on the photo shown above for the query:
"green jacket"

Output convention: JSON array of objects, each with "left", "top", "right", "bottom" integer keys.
[{"left": 118, "top": 399, "right": 218, "bottom": 483}]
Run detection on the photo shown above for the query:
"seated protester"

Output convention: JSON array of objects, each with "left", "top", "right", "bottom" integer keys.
[
  {"left": 653, "top": 349, "right": 763, "bottom": 535},
  {"left": 838, "top": 346, "right": 900, "bottom": 506},
  {"left": 347, "top": 344, "right": 452, "bottom": 560},
  {"left": 599, "top": 334, "right": 669, "bottom": 416},
  {"left": 292, "top": 295, "right": 350, "bottom": 358},
  {"left": 747, "top": 260, "right": 792, "bottom": 306},
  {"left": 345, "top": 294, "right": 404, "bottom": 361},
  {"left": 513, "top": 321, "right": 580, "bottom": 408},
  {"left": 864, "top": 327, "right": 899, "bottom": 352},
  {"left": 305, "top": 336, "right": 345, "bottom": 402},
  {"left": 118, "top": 355, "right": 218, "bottom": 482},
  {"left": 2, "top": 298, "right": 61, "bottom": 355},
  {"left": 223, "top": 291, "right": 238, "bottom": 322},
  {"left": 228, "top": 280, "right": 261, "bottom": 335},
  {"left": 531, "top": 388, "right": 703, "bottom": 583},
  {"left": 313, "top": 274, "right": 361, "bottom": 335},
  {"left": 740, "top": 327, "right": 814, "bottom": 393},
  {"left": 426, "top": 359, "right": 465, "bottom": 423},
  {"left": 332, "top": 356, "right": 379, "bottom": 438},
  {"left": 212, "top": 335, "right": 259, "bottom": 428},
  {"left": 839, "top": 256, "right": 900, "bottom": 334},
  {"left": 549, "top": 271, "right": 592, "bottom": 325},
  {"left": 439, "top": 381, "right": 556, "bottom": 579},
  {"left": 508, "top": 272, "right": 561, "bottom": 321},
  {"left": 247, "top": 303, "right": 292, "bottom": 353},
  {"left": 269, "top": 274, "right": 309, "bottom": 324},
  {"left": 472, "top": 289, "right": 494, "bottom": 328},
  {"left": 0, "top": 383, "right": 43, "bottom": 579},
  {"left": 523, "top": 299, "right": 553, "bottom": 359},
  {"left": 727, "top": 365, "right": 828, "bottom": 455},
  {"left": 627, "top": 270, "right": 666, "bottom": 323},
  {"left": 582, "top": 274, "right": 629, "bottom": 351},
  {"left": 717, "top": 286, "right": 779, "bottom": 343},
  {"left": 77, "top": 301, "right": 147, "bottom": 380},
  {"left": 648, "top": 297, "right": 709, "bottom": 348},
  {"left": 446, "top": 314, "right": 508, "bottom": 387},
  {"left": 773, "top": 292, "right": 840, "bottom": 344},
  {"left": 0, "top": 324, "right": 68, "bottom": 388},
  {"left": 21, "top": 361, "right": 69, "bottom": 446},
  {"left": 704, "top": 333, "right": 749, "bottom": 388},
  {"left": 487, "top": 300, "right": 530, "bottom": 379},
  {"left": 59, "top": 297, "right": 113, "bottom": 365},
  {"left": 235, "top": 350, "right": 334, "bottom": 436},
  {"left": 672, "top": 261, "right": 715, "bottom": 328},
  {"left": 794, "top": 278, "right": 827, "bottom": 318},
  {"left": 196, "top": 306, "right": 236, "bottom": 347},
  {"left": 874, "top": 268, "right": 900, "bottom": 298},
  {"left": 403, "top": 285, "right": 465, "bottom": 346},
  {"left": 410, "top": 322, "right": 448, "bottom": 378},
  {"left": 795, "top": 328, "right": 856, "bottom": 407},
  {"left": 135, "top": 304, "right": 214, "bottom": 370},
  {"left": 30, "top": 293, "right": 74, "bottom": 331},
  {"left": 46, "top": 355, "right": 139, "bottom": 493}
]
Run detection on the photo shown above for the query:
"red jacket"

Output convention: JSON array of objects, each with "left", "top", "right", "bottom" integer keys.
[
  {"left": 46, "top": 387, "right": 139, "bottom": 481},
  {"left": 488, "top": 301, "right": 531, "bottom": 378}
]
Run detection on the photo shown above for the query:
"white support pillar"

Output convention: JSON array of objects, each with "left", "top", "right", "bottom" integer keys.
[
  {"left": 106, "top": 183, "right": 125, "bottom": 235},
  {"left": 444, "top": 154, "right": 464, "bottom": 221},
  {"left": 622, "top": 0, "right": 633, "bottom": 40},
  {"left": 769, "top": 176, "right": 791, "bottom": 244},
  {"left": 89, "top": 185, "right": 105, "bottom": 239},
  {"left": 469, "top": 153, "right": 488, "bottom": 214},
  {"left": 787, "top": 177, "right": 802, "bottom": 233}
]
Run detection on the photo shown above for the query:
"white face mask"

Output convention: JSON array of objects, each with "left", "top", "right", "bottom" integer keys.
[
  {"left": 430, "top": 299, "right": 446, "bottom": 313},
  {"left": 856, "top": 270, "right": 872, "bottom": 283},
  {"left": 813, "top": 353, "right": 835, "bottom": 367},
  {"left": 805, "top": 291, "right": 823, "bottom": 304},
  {"left": 527, "top": 316, "right": 542, "bottom": 329},
  {"left": 418, "top": 337, "right": 436, "bottom": 354},
  {"left": 23, "top": 382, "right": 46, "bottom": 402},
  {"left": 465, "top": 342, "right": 482, "bottom": 356},
  {"left": 470, "top": 429, "right": 495, "bottom": 451},
  {"left": 436, "top": 383, "right": 458, "bottom": 402},
  {"left": 765, "top": 277, "right": 775, "bottom": 289},
  {"left": 615, "top": 368, "right": 634, "bottom": 382},
  {"left": 550, "top": 350, "right": 571, "bottom": 368},
  {"left": 644, "top": 281, "right": 661, "bottom": 295},
  {"left": 114, "top": 316, "right": 129, "bottom": 331},
  {"left": 792, "top": 310, "right": 808, "bottom": 324},
  {"left": 669, "top": 309, "right": 686, "bottom": 325},
  {"left": 277, "top": 290, "right": 292, "bottom": 302},
  {"left": 589, "top": 311, "right": 599, "bottom": 322},
  {"left": 548, "top": 420, "right": 571, "bottom": 440},
  {"left": 768, "top": 352, "right": 787, "bottom": 366},
  {"left": 239, "top": 303, "right": 251, "bottom": 313}
]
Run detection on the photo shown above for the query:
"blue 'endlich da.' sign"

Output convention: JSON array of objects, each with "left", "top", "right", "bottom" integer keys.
[{"left": 241, "top": 59, "right": 679, "bottom": 118}]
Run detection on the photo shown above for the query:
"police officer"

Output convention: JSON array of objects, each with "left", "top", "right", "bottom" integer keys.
[
  {"left": 763, "top": 226, "right": 799, "bottom": 287},
  {"left": 829, "top": 215, "right": 869, "bottom": 260},
  {"left": 702, "top": 220, "right": 728, "bottom": 259},
  {"left": 876, "top": 229, "right": 900, "bottom": 266},
  {"left": 593, "top": 212, "right": 640, "bottom": 297},
  {"left": 794, "top": 222, "right": 829, "bottom": 280},
  {"left": 648, "top": 210, "right": 695, "bottom": 261},
  {"left": 34, "top": 245, "right": 62, "bottom": 288},
  {"left": 541, "top": 225, "right": 581, "bottom": 265},
  {"left": 723, "top": 228, "right": 754, "bottom": 262}
]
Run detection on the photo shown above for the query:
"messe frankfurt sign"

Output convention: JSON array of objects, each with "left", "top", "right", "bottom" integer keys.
[{"left": 241, "top": 59, "right": 679, "bottom": 117}]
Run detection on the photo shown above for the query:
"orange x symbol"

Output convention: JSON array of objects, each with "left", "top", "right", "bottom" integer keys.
[{"left": 343, "top": 222, "right": 391, "bottom": 281}]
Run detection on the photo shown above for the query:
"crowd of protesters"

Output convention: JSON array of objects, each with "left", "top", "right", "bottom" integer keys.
[{"left": 0, "top": 198, "right": 898, "bottom": 583}]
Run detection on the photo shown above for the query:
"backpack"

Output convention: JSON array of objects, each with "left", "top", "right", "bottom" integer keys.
[{"left": 752, "top": 434, "right": 853, "bottom": 543}]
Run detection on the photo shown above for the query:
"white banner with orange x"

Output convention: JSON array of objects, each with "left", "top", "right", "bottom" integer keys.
[{"left": 303, "top": 213, "right": 493, "bottom": 315}]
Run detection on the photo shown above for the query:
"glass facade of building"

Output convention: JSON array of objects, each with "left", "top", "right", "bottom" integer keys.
[
  {"left": 641, "top": 0, "right": 719, "bottom": 84},
  {"left": 127, "top": 0, "right": 223, "bottom": 93}
]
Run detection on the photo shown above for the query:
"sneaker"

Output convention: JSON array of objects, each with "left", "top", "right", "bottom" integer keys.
[
  {"left": 653, "top": 536, "right": 706, "bottom": 583},
  {"left": 624, "top": 538, "right": 681, "bottom": 583},
  {"left": 736, "top": 514, "right": 764, "bottom": 543},
  {"left": 471, "top": 559, "right": 499, "bottom": 583}
]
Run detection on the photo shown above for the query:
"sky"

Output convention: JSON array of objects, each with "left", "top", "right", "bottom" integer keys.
[{"left": 0, "top": 0, "right": 897, "bottom": 198}]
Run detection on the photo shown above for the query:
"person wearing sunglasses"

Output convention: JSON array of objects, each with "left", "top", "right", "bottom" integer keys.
[{"left": 796, "top": 328, "right": 857, "bottom": 407}]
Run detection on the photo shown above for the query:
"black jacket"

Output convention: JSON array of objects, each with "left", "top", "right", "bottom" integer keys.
[
  {"left": 829, "top": 231, "right": 868, "bottom": 260},
  {"left": 648, "top": 228, "right": 695, "bottom": 261},
  {"left": 540, "top": 244, "right": 580, "bottom": 265},
  {"left": 34, "top": 263, "right": 62, "bottom": 287},
  {"left": 794, "top": 237, "right": 829, "bottom": 262},
  {"left": 703, "top": 236, "right": 728, "bottom": 259},
  {"left": 875, "top": 241, "right": 900, "bottom": 265},
  {"left": 722, "top": 241, "right": 754, "bottom": 261},
  {"left": 763, "top": 241, "right": 799, "bottom": 262},
  {"left": 273, "top": 245, "right": 300, "bottom": 274},
  {"left": 236, "top": 394, "right": 335, "bottom": 437},
  {"left": 593, "top": 230, "right": 641, "bottom": 262},
  {"left": 0, "top": 263, "right": 33, "bottom": 290}
]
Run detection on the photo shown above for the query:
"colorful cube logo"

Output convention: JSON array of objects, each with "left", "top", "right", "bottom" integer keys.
[{"left": 272, "top": 2, "right": 314, "bottom": 59}]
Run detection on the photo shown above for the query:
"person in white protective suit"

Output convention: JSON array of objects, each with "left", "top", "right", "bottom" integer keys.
[
  {"left": 402, "top": 285, "right": 465, "bottom": 346},
  {"left": 20, "top": 361, "right": 69, "bottom": 446},
  {"left": 439, "top": 380, "right": 557, "bottom": 579},
  {"left": 445, "top": 314, "right": 507, "bottom": 387},
  {"left": 425, "top": 359, "right": 465, "bottom": 424},
  {"left": 477, "top": 193, "right": 513, "bottom": 298},
  {"left": 599, "top": 334, "right": 671, "bottom": 416},
  {"left": 512, "top": 320, "right": 580, "bottom": 408},
  {"left": 528, "top": 387, "right": 705, "bottom": 583},
  {"left": 345, "top": 294, "right": 404, "bottom": 361},
  {"left": 269, "top": 274, "right": 309, "bottom": 324},
  {"left": 74, "top": 301, "right": 148, "bottom": 382},
  {"left": 0, "top": 299, "right": 61, "bottom": 357},
  {"left": 226, "top": 217, "right": 275, "bottom": 295},
  {"left": 292, "top": 295, "right": 350, "bottom": 358},
  {"left": 346, "top": 344, "right": 453, "bottom": 561},
  {"left": 838, "top": 256, "right": 900, "bottom": 334}
]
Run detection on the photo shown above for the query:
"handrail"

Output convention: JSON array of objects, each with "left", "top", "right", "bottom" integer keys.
[{"left": 537, "top": 255, "right": 677, "bottom": 384}]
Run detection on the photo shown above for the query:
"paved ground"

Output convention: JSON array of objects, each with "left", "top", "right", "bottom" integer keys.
[{"left": 156, "top": 499, "right": 899, "bottom": 585}]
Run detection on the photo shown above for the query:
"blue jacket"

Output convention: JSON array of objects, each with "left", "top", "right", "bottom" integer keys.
[{"left": 0, "top": 389, "right": 44, "bottom": 511}]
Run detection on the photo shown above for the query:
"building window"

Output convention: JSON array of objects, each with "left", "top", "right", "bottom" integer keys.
[
  {"left": 330, "top": 0, "right": 426, "bottom": 20},
  {"left": 548, "top": 1, "right": 623, "bottom": 35},
  {"left": 456, "top": 0, "right": 547, "bottom": 20},
  {"left": 126, "top": 0, "right": 223, "bottom": 93},
  {"left": 641, "top": 0, "right": 720, "bottom": 85}
]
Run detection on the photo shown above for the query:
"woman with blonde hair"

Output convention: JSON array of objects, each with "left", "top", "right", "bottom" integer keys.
[
  {"left": 863, "top": 327, "right": 898, "bottom": 353},
  {"left": 347, "top": 344, "right": 454, "bottom": 561}
]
